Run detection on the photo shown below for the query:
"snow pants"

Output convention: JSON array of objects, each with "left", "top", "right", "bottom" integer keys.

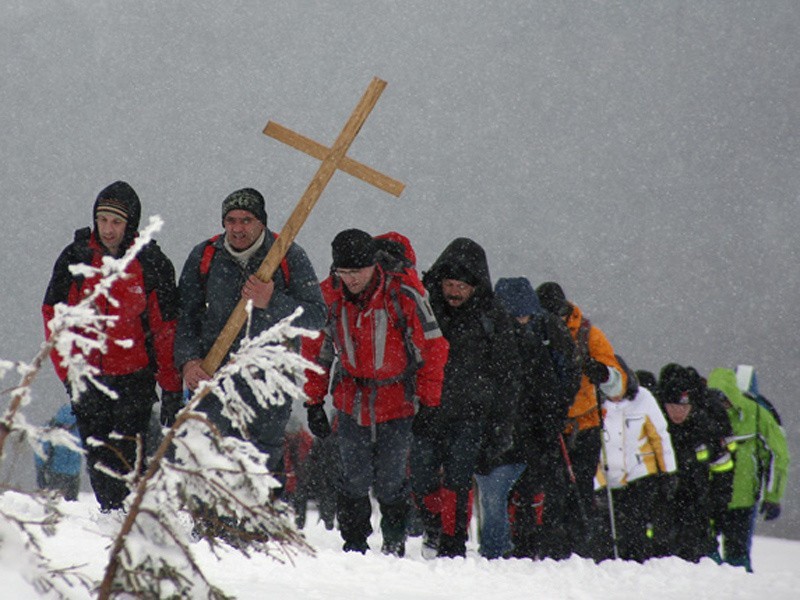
[
  {"left": 410, "top": 418, "right": 483, "bottom": 556},
  {"left": 715, "top": 506, "right": 757, "bottom": 572}
]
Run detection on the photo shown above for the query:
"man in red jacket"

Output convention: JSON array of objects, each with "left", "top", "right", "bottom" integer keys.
[
  {"left": 303, "top": 229, "right": 448, "bottom": 556},
  {"left": 42, "top": 181, "right": 183, "bottom": 512}
]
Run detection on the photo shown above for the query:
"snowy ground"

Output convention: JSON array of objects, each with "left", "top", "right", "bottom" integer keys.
[{"left": 3, "top": 492, "right": 797, "bottom": 599}]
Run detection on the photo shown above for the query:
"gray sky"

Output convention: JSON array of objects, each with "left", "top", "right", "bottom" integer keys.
[{"left": 1, "top": 1, "right": 798, "bottom": 536}]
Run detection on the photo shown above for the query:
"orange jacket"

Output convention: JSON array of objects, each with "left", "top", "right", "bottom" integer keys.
[{"left": 564, "top": 304, "right": 625, "bottom": 431}]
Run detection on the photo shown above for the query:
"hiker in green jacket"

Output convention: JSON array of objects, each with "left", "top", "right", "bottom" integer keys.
[{"left": 706, "top": 367, "right": 789, "bottom": 573}]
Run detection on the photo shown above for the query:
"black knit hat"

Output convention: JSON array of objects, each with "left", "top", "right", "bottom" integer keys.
[
  {"left": 93, "top": 181, "right": 141, "bottom": 229},
  {"left": 221, "top": 188, "right": 267, "bottom": 227},
  {"left": 331, "top": 229, "right": 376, "bottom": 269},
  {"left": 658, "top": 363, "right": 693, "bottom": 405},
  {"left": 536, "top": 281, "right": 570, "bottom": 316}
]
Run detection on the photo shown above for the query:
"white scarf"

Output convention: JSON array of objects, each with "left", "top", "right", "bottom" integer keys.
[{"left": 224, "top": 230, "right": 266, "bottom": 268}]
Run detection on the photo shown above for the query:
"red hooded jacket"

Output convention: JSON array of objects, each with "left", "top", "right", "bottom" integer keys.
[
  {"left": 304, "top": 265, "right": 448, "bottom": 425},
  {"left": 42, "top": 228, "right": 182, "bottom": 393}
]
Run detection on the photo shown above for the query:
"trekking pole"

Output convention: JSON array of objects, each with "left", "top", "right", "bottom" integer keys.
[
  {"left": 558, "top": 433, "right": 589, "bottom": 530},
  {"left": 597, "top": 422, "right": 619, "bottom": 559}
]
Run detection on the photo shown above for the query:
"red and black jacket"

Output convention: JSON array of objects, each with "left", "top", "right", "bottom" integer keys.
[{"left": 42, "top": 227, "right": 182, "bottom": 393}]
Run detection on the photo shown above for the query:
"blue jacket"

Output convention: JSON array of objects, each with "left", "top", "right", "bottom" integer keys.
[{"left": 35, "top": 404, "right": 82, "bottom": 476}]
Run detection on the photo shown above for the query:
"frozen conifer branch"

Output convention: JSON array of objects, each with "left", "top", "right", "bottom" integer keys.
[
  {"left": 0, "top": 216, "right": 163, "bottom": 458},
  {"left": 97, "top": 307, "right": 321, "bottom": 599},
  {"left": 0, "top": 491, "right": 94, "bottom": 597},
  {"left": 0, "top": 218, "right": 162, "bottom": 596}
]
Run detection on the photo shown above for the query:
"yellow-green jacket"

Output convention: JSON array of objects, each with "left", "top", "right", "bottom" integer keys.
[{"left": 706, "top": 368, "right": 789, "bottom": 509}]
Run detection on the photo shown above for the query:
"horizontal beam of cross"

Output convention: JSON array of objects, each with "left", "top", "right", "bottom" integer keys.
[{"left": 263, "top": 121, "right": 405, "bottom": 197}]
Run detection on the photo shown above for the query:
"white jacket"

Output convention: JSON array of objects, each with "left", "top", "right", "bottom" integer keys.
[{"left": 596, "top": 386, "right": 677, "bottom": 489}]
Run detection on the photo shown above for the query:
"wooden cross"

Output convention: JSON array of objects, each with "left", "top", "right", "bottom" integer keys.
[{"left": 201, "top": 77, "right": 404, "bottom": 375}]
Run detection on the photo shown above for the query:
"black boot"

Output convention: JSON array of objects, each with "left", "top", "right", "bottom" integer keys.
[
  {"left": 438, "top": 532, "right": 467, "bottom": 558},
  {"left": 379, "top": 500, "right": 408, "bottom": 557},
  {"left": 337, "top": 493, "right": 372, "bottom": 553}
]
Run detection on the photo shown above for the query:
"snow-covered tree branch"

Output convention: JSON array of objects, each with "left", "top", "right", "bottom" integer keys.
[{"left": 97, "top": 306, "right": 322, "bottom": 599}]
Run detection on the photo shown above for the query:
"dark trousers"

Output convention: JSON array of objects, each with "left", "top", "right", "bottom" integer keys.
[
  {"left": 336, "top": 412, "right": 413, "bottom": 545},
  {"left": 716, "top": 507, "right": 756, "bottom": 572},
  {"left": 410, "top": 419, "right": 483, "bottom": 554},
  {"left": 196, "top": 376, "right": 292, "bottom": 475},
  {"left": 593, "top": 476, "right": 661, "bottom": 562},
  {"left": 71, "top": 370, "right": 156, "bottom": 511},
  {"left": 511, "top": 445, "right": 570, "bottom": 560},
  {"left": 563, "top": 427, "right": 601, "bottom": 556}
]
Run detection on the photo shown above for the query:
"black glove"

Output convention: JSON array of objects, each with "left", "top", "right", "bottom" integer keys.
[
  {"left": 584, "top": 358, "right": 610, "bottom": 385},
  {"left": 412, "top": 405, "right": 442, "bottom": 440},
  {"left": 306, "top": 403, "right": 332, "bottom": 439},
  {"left": 760, "top": 501, "right": 781, "bottom": 521},
  {"left": 160, "top": 391, "right": 184, "bottom": 427}
]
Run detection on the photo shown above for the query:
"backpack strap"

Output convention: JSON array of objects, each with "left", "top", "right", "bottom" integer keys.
[{"left": 198, "top": 232, "right": 291, "bottom": 293}]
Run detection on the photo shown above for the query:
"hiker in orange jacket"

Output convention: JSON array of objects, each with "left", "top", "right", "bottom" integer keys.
[{"left": 536, "top": 282, "right": 626, "bottom": 557}]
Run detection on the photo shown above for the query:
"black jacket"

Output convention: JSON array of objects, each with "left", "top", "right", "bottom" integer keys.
[{"left": 423, "top": 238, "right": 519, "bottom": 466}]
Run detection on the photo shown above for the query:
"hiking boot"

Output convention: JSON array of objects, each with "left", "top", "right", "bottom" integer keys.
[
  {"left": 342, "top": 540, "right": 369, "bottom": 554},
  {"left": 381, "top": 539, "right": 406, "bottom": 557},
  {"left": 438, "top": 533, "right": 466, "bottom": 558},
  {"left": 421, "top": 530, "right": 439, "bottom": 560}
]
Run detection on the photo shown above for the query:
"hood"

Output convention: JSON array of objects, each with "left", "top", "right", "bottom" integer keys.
[
  {"left": 92, "top": 180, "right": 142, "bottom": 250},
  {"left": 735, "top": 364, "right": 759, "bottom": 396},
  {"left": 494, "top": 277, "right": 543, "bottom": 318},
  {"left": 422, "top": 238, "right": 494, "bottom": 306},
  {"left": 706, "top": 367, "right": 748, "bottom": 409},
  {"left": 423, "top": 237, "right": 492, "bottom": 302}
]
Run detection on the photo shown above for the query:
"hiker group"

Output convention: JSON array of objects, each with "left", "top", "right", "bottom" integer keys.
[{"left": 43, "top": 181, "right": 789, "bottom": 571}]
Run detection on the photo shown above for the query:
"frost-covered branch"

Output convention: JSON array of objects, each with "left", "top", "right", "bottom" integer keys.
[
  {"left": 98, "top": 307, "right": 322, "bottom": 599},
  {"left": 0, "top": 216, "right": 164, "bottom": 458},
  {"left": 0, "top": 490, "right": 93, "bottom": 597},
  {"left": 0, "top": 218, "right": 162, "bottom": 597}
]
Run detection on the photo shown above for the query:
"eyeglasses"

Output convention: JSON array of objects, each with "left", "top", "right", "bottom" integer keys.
[{"left": 334, "top": 267, "right": 370, "bottom": 279}]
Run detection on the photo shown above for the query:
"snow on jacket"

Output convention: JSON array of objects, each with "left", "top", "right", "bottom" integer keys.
[
  {"left": 174, "top": 230, "right": 326, "bottom": 369},
  {"left": 595, "top": 386, "right": 677, "bottom": 489},
  {"left": 304, "top": 265, "right": 448, "bottom": 425},
  {"left": 706, "top": 368, "right": 789, "bottom": 509},
  {"left": 42, "top": 227, "right": 182, "bottom": 393},
  {"left": 34, "top": 403, "right": 82, "bottom": 476},
  {"left": 564, "top": 304, "right": 625, "bottom": 431}
]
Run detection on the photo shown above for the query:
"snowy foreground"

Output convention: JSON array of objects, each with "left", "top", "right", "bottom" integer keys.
[{"left": 3, "top": 492, "right": 797, "bottom": 600}]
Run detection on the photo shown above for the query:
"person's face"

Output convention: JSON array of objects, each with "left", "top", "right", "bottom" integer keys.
[
  {"left": 224, "top": 209, "right": 265, "bottom": 251},
  {"left": 335, "top": 265, "right": 376, "bottom": 296},
  {"left": 95, "top": 212, "right": 127, "bottom": 256},
  {"left": 664, "top": 403, "right": 692, "bottom": 424},
  {"left": 515, "top": 315, "right": 531, "bottom": 325},
  {"left": 442, "top": 278, "right": 475, "bottom": 308}
]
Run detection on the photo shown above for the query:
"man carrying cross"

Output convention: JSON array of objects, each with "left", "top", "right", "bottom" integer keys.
[{"left": 174, "top": 188, "right": 327, "bottom": 477}]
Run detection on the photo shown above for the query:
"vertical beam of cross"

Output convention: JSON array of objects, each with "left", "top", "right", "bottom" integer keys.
[{"left": 201, "top": 77, "right": 404, "bottom": 375}]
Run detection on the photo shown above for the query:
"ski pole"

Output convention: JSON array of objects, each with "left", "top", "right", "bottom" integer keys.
[
  {"left": 558, "top": 433, "right": 589, "bottom": 529},
  {"left": 598, "top": 423, "right": 619, "bottom": 559}
]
